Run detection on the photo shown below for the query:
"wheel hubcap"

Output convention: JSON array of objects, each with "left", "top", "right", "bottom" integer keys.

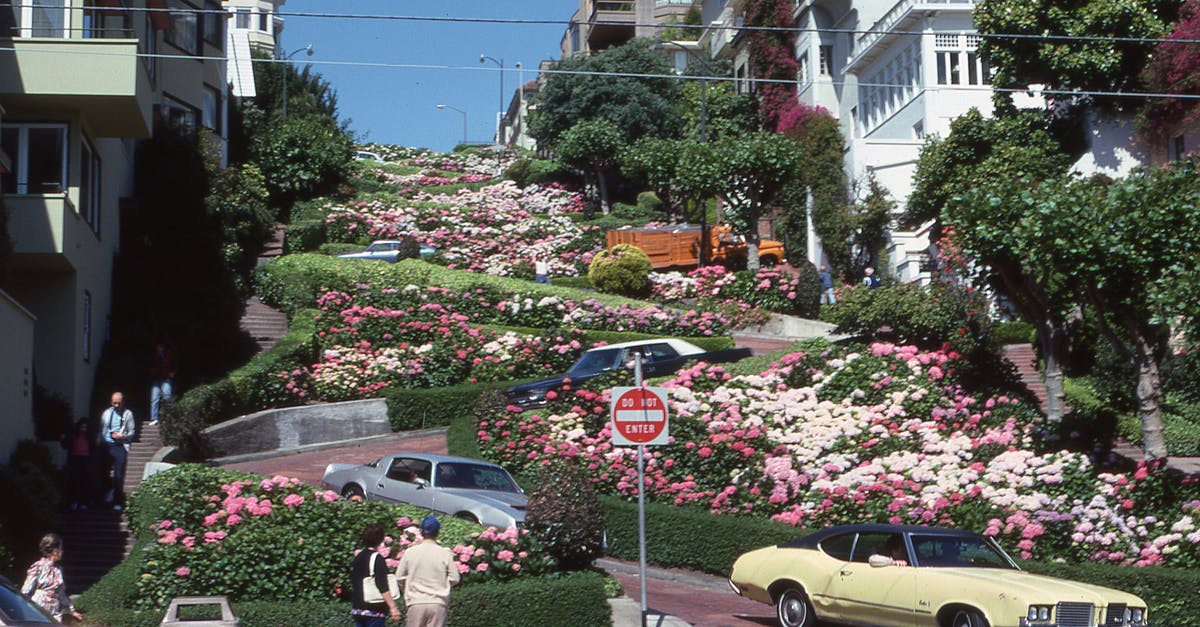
[{"left": 780, "top": 594, "right": 806, "bottom": 625}]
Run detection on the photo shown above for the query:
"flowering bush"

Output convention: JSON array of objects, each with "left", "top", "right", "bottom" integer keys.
[
  {"left": 129, "top": 465, "right": 554, "bottom": 609},
  {"left": 476, "top": 340, "right": 1200, "bottom": 567},
  {"left": 650, "top": 264, "right": 820, "bottom": 317}
]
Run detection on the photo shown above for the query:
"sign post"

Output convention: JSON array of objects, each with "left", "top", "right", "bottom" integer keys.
[{"left": 610, "top": 353, "right": 669, "bottom": 627}]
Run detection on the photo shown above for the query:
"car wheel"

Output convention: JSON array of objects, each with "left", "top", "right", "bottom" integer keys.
[
  {"left": 759, "top": 255, "right": 779, "bottom": 267},
  {"left": 341, "top": 484, "right": 365, "bottom": 500},
  {"left": 948, "top": 608, "right": 988, "bottom": 627},
  {"left": 455, "top": 512, "right": 481, "bottom": 525},
  {"left": 775, "top": 587, "right": 815, "bottom": 627}
]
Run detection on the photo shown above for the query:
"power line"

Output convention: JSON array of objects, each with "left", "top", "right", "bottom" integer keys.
[
  {"left": 6, "top": 43, "right": 1200, "bottom": 102},
  {"left": 13, "top": 3, "right": 1200, "bottom": 47}
]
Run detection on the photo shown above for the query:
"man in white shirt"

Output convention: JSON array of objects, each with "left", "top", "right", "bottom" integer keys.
[
  {"left": 396, "top": 516, "right": 460, "bottom": 627},
  {"left": 99, "top": 392, "right": 134, "bottom": 510}
]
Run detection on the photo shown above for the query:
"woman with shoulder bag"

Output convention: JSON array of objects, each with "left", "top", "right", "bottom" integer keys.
[{"left": 351, "top": 523, "right": 401, "bottom": 626}]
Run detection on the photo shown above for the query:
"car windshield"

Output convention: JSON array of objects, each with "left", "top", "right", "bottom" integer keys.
[
  {"left": 435, "top": 463, "right": 521, "bottom": 493},
  {"left": 0, "top": 580, "right": 55, "bottom": 623},
  {"left": 909, "top": 534, "right": 1017, "bottom": 569},
  {"left": 569, "top": 348, "right": 621, "bottom": 375}
]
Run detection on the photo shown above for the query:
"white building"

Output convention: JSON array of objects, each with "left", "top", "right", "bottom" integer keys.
[{"left": 224, "top": 0, "right": 286, "bottom": 98}]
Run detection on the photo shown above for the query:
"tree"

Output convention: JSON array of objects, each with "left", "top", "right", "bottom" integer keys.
[
  {"left": 555, "top": 119, "right": 624, "bottom": 214},
  {"left": 678, "top": 75, "right": 759, "bottom": 142},
  {"left": 743, "top": 0, "right": 799, "bottom": 130},
  {"left": 908, "top": 108, "right": 1077, "bottom": 424},
  {"left": 528, "top": 38, "right": 681, "bottom": 147},
  {"left": 975, "top": 0, "right": 1178, "bottom": 110},
  {"left": 713, "top": 132, "right": 800, "bottom": 272},
  {"left": 1139, "top": 0, "right": 1200, "bottom": 138},
  {"left": 779, "top": 111, "right": 850, "bottom": 272},
  {"left": 248, "top": 114, "right": 354, "bottom": 210}
]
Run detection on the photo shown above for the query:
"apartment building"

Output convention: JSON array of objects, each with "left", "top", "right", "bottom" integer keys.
[
  {"left": 0, "top": 0, "right": 227, "bottom": 460},
  {"left": 561, "top": 0, "right": 696, "bottom": 57},
  {"left": 224, "top": 0, "right": 284, "bottom": 98}
]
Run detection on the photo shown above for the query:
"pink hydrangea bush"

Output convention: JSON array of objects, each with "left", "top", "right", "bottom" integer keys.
[{"left": 477, "top": 341, "right": 1200, "bottom": 567}]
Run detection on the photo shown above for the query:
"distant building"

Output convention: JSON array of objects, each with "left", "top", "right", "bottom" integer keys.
[
  {"left": 224, "top": 0, "right": 286, "bottom": 98},
  {"left": 561, "top": 0, "right": 696, "bottom": 57},
  {"left": 0, "top": 0, "right": 227, "bottom": 459}
]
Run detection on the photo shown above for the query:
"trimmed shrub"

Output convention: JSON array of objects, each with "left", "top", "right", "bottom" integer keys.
[
  {"left": 826, "top": 280, "right": 996, "bottom": 357},
  {"left": 635, "top": 191, "right": 663, "bottom": 213},
  {"left": 526, "top": 461, "right": 605, "bottom": 570},
  {"left": 1020, "top": 560, "right": 1200, "bottom": 625},
  {"left": 447, "top": 571, "right": 609, "bottom": 626},
  {"left": 386, "top": 382, "right": 499, "bottom": 431},
  {"left": 588, "top": 244, "right": 652, "bottom": 297},
  {"left": 993, "top": 319, "right": 1036, "bottom": 345},
  {"left": 317, "top": 242, "right": 362, "bottom": 256},
  {"left": 284, "top": 219, "right": 329, "bottom": 254},
  {"left": 1058, "top": 378, "right": 1119, "bottom": 454},
  {"left": 1118, "top": 403, "right": 1200, "bottom": 457}
]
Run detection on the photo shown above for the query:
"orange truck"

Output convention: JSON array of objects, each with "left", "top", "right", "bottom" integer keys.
[{"left": 605, "top": 224, "right": 786, "bottom": 270}]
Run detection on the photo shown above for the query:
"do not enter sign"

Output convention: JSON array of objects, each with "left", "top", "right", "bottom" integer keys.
[{"left": 610, "top": 386, "right": 670, "bottom": 446}]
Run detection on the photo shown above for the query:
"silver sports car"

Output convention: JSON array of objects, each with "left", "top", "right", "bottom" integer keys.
[{"left": 320, "top": 452, "right": 527, "bottom": 529}]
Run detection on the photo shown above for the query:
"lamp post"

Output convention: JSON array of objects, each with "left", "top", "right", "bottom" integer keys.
[
  {"left": 515, "top": 61, "right": 524, "bottom": 147},
  {"left": 436, "top": 104, "right": 467, "bottom": 144},
  {"left": 479, "top": 54, "right": 504, "bottom": 143},
  {"left": 281, "top": 43, "right": 313, "bottom": 118},
  {"left": 658, "top": 40, "right": 712, "bottom": 263}
]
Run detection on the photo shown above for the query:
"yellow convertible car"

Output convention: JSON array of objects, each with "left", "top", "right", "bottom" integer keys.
[{"left": 728, "top": 524, "right": 1148, "bottom": 627}]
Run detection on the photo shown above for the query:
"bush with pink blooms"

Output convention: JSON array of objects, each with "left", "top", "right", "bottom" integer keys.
[
  {"left": 477, "top": 340, "right": 1200, "bottom": 568},
  {"left": 650, "top": 264, "right": 820, "bottom": 317},
  {"left": 127, "top": 465, "right": 554, "bottom": 609}
]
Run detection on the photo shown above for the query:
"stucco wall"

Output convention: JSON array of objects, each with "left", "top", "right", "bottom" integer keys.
[
  {"left": 201, "top": 399, "right": 391, "bottom": 458},
  {"left": 0, "top": 289, "right": 37, "bottom": 462}
]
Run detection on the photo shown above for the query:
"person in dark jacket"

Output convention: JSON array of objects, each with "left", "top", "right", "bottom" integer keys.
[{"left": 351, "top": 523, "right": 401, "bottom": 626}]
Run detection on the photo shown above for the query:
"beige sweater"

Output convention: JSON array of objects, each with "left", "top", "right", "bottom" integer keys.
[{"left": 396, "top": 540, "right": 460, "bottom": 606}]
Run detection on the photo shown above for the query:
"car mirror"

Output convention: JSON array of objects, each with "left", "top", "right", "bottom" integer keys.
[
  {"left": 414, "top": 478, "right": 428, "bottom": 489},
  {"left": 868, "top": 554, "right": 895, "bottom": 568}
]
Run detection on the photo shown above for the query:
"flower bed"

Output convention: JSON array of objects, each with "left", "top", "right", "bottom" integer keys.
[
  {"left": 129, "top": 466, "right": 554, "bottom": 609},
  {"left": 650, "top": 265, "right": 819, "bottom": 317},
  {"left": 476, "top": 341, "right": 1200, "bottom": 567},
  {"left": 276, "top": 284, "right": 750, "bottom": 402}
]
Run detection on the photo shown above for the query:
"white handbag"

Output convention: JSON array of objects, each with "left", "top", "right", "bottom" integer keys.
[{"left": 361, "top": 552, "right": 400, "bottom": 604}]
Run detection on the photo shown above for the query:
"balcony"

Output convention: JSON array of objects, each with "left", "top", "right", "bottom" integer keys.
[
  {"left": 846, "top": 0, "right": 978, "bottom": 72},
  {"left": 588, "top": 1, "right": 636, "bottom": 50},
  {"left": 0, "top": 38, "right": 153, "bottom": 138},
  {"left": 7, "top": 194, "right": 95, "bottom": 272}
]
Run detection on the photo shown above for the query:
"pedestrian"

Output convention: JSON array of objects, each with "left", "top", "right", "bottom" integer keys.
[
  {"left": 818, "top": 265, "right": 836, "bottom": 304},
  {"left": 149, "top": 342, "right": 177, "bottom": 425},
  {"left": 862, "top": 266, "right": 881, "bottom": 290},
  {"left": 534, "top": 255, "right": 550, "bottom": 285},
  {"left": 21, "top": 533, "right": 83, "bottom": 623},
  {"left": 99, "top": 391, "right": 134, "bottom": 510},
  {"left": 66, "top": 418, "right": 93, "bottom": 510},
  {"left": 396, "top": 515, "right": 460, "bottom": 627},
  {"left": 351, "top": 523, "right": 402, "bottom": 627}
]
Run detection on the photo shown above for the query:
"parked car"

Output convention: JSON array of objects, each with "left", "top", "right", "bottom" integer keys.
[
  {"left": 728, "top": 523, "right": 1148, "bottom": 627},
  {"left": 336, "top": 239, "right": 436, "bottom": 263},
  {"left": 321, "top": 453, "right": 526, "bottom": 529},
  {"left": 355, "top": 150, "right": 384, "bottom": 162},
  {"left": 505, "top": 338, "right": 752, "bottom": 408},
  {"left": 0, "top": 575, "right": 56, "bottom": 624}
]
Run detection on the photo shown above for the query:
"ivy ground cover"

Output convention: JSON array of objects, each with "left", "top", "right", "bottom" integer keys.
[{"left": 477, "top": 341, "right": 1200, "bottom": 568}]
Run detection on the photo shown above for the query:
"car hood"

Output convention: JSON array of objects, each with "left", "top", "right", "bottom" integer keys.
[
  {"left": 441, "top": 488, "right": 528, "bottom": 512},
  {"left": 926, "top": 568, "right": 1146, "bottom": 605},
  {"left": 506, "top": 375, "right": 568, "bottom": 396}
]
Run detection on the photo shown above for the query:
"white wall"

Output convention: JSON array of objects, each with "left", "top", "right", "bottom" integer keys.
[{"left": 0, "top": 289, "right": 36, "bottom": 462}]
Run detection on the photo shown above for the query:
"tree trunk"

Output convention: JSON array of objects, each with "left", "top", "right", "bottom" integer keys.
[
  {"left": 1036, "top": 320, "right": 1067, "bottom": 425},
  {"left": 596, "top": 168, "right": 611, "bottom": 215},
  {"left": 1132, "top": 330, "right": 1168, "bottom": 461},
  {"left": 745, "top": 209, "right": 761, "bottom": 273}
]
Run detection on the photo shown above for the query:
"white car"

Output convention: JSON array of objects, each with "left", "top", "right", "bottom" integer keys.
[
  {"left": 337, "top": 239, "right": 436, "bottom": 263},
  {"left": 355, "top": 150, "right": 384, "bottom": 162}
]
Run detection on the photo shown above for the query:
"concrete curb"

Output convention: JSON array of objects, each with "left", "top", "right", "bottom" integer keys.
[{"left": 210, "top": 428, "right": 450, "bottom": 465}]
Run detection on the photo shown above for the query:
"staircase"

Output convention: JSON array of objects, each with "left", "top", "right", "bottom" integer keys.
[
  {"left": 241, "top": 224, "right": 289, "bottom": 351},
  {"left": 1002, "top": 343, "right": 1049, "bottom": 413},
  {"left": 58, "top": 421, "right": 159, "bottom": 594}
]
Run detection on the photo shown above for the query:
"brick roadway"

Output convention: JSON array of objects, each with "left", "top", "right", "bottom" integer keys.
[{"left": 215, "top": 430, "right": 777, "bottom": 626}]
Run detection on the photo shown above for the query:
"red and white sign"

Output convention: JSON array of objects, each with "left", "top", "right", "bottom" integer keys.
[{"left": 610, "top": 386, "right": 670, "bottom": 446}]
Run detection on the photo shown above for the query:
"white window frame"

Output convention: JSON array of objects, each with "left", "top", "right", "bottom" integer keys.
[
  {"left": 818, "top": 45, "right": 834, "bottom": 76},
  {"left": 202, "top": 84, "right": 223, "bottom": 134},
  {"left": 235, "top": 8, "right": 251, "bottom": 29},
  {"left": 16, "top": 0, "right": 70, "bottom": 38},
  {"left": 1, "top": 123, "right": 69, "bottom": 195},
  {"left": 80, "top": 136, "right": 101, "bottom": 235}
]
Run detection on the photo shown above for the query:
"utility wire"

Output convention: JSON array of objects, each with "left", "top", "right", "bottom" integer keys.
[
  {"left": 14, "top": 3, "right": 1200, "bottom": 47},
  {"left": 5, "top": 43, "right": 1200, "bottom": 102}
]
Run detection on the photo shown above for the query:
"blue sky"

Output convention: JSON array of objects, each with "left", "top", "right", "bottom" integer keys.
[{"left": 282, "top": 1, "right": 570, "bottom": 152}]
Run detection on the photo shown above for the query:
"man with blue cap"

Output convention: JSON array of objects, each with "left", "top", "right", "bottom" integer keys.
[{"left": 396, "top": 515, "right": 460, "bottom": 627}]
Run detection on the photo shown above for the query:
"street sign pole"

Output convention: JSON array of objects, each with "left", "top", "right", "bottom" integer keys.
[{"left": 634, "top": 352, "right": 647, "bottom": 627}]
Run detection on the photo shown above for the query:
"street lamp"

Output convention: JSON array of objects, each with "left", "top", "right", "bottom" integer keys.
[
  {"left": 281, "top": 43, "right": 313, "bottom": 118},
  {"left": 657, "top": 40, "right": 712, "bottom": 263},
  {"left": 479, "top": 54, "right": 504, "bottom": 143},
  {"left": 436, "top": 104, "right": 467, "bottom": 144}
]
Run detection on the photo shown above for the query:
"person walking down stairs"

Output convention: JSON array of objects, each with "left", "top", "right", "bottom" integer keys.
[{"left": 99, "top": 392, "right": 134, "bottom": 510}]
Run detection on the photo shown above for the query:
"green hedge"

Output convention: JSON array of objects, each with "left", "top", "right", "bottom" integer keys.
[
  {"left": 78, "top": 573, "right": 609, "bottom": 627},
  {"left": 283, "top": 219, "right": 327, "bottom": 254},
  {"left": 159, "top": 309, "right": 318, "bottom": 458},
  {"left": 993, "top": 319, "right": 1036, "bottom": 345},
  {"left": 386, "top": 382, "right": 500, "bottom": 431},
  {"left": 257, "top": 254, "right": 645, "bottom": 316},
  {"left": 317, "top": 242, "right": 364, "bottom": 256}
]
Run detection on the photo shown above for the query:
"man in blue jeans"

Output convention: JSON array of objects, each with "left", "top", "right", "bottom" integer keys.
[{"left": 100, "top": 392, "right": 134, "bottom": 510}]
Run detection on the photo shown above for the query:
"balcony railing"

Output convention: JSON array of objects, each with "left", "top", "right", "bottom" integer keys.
[
  {"left": 590, "top": 1, "right": 634, "bottom": 23},
  {"left": 853, "top": 0, "right": 978, "bottom": 59},
  {"left": 1, "top": 2, "right": 137, "bottom": 39}
]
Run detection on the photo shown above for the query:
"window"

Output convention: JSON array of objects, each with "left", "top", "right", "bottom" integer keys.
[
  {"left": 913, "top": 121, "right": 924, "bottom": 140},
  {"left": 1172, "top": 135, "right": 1187, "bottom": 161},
  {"left": 84, "top": 0, "right": 133, "bottom": 38},
  {"left": 257, "top": 9, "right": 268, "bottom": 32},
  {"left": 164, "top": 0, "right": 200, "bottom": 55},
  {"left": 1, "top": 123, "right": 68, "bottom": 195},
  {"left": 83, "top": 291, "right": 92, "bottom": 362},
  {"left": 162, "top": 95, "right": 199, "bottom": 136},
  {"left": 143, "top": 12, "right": 157, "bottom": 80},
  {"left": 202, "top": 84, "right": 223, "bottom": 134},
  {"left": 797, "top": 51, "right": 810, "bottom": 85},
  {"left": 820, "top": 533, "right": 856, "bottom": 561},
  {"left": 80, "top": 138, "right": 101, "bottom": 234},
  {"left": 14, "top": 0, "right": 68, "bottom": 37},
  {"left": 235, "top": 8, "right": 250, "bottom": 29},
  {"left": 818, "top": 44, "right": 833, "bottom": 76},
  {"left": 202, "top": 0, "right": 223, "bottom": 47}
]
